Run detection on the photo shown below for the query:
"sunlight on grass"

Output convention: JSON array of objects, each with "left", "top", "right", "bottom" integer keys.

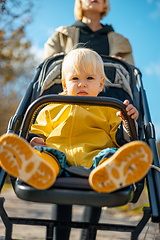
[
  {"left": 118, "top": 185, "right": 149, "bottom": 213},
  {"left": 1, "top": 183, "right": 12, "bottom": 191}
]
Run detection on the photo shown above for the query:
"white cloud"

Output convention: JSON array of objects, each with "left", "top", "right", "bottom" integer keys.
[
  {"left": 46, "top": 27, "right": 55, "bottom": 38},
  {"left": 39, "top": 23, "right": 55, "bottom": 38},
  {"left": 149, "top": 1, "right": 160, "bottom": 19},
  {"left": 30, "top": 45, "right": 44, "bottom": 62},
  {"left": 144, "top": 59, "right": 160, "bottom": 78}
]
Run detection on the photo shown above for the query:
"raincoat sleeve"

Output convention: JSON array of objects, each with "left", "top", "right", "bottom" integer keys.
[
  {"left": 105, "top": 107, "right": 133, "bottom": 147},
  {"left": 30, "top": 107, "right": 54, "bottom": 139},
  {"left": 104, "top": 107, "right": 122, "bottom": 147}
]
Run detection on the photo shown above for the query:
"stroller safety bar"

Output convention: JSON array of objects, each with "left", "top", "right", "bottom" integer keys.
[{"left": 19, "top": 95, "right": 138, "bottom": 141}]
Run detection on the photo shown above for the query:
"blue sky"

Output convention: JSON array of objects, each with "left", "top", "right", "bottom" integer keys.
[{"left": 26, "top": 0, "right": 160, "bottom": 140}]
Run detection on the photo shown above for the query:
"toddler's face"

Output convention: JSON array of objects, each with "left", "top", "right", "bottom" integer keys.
[{"left": 62, "top": 66, "right": 104, "bottom": 97}]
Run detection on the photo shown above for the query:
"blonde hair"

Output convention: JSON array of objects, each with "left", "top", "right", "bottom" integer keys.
[
  {"left": 74, "top": 0, "right": 110, "bottom": 21},
  {"left": 62, "top": 48, "right": 106, "bottom": 82}
]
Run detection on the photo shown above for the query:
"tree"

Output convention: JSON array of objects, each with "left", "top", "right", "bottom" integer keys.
[
  {"left": 0, "top": 0, "right": 38, "bottom": 135},
  {"left": 0, "top": 0, "right": 38, "bottom": 84}
]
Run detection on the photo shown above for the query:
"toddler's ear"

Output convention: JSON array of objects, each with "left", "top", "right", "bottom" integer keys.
[
  {"left": 62, "top": 79, "right": 67, "bottom": 92},
  {"left": 99, "top": 77, "right": 105, "bottom": 91}
]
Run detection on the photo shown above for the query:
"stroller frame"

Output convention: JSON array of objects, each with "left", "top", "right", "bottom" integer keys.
[
  {"left": 0, "top": 55, "right": 160, "bottom": 240},
  {"left": 0, "top": 197, "right": 152, "bottom": 240}
]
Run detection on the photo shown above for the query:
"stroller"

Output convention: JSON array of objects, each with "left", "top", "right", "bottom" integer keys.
[{"left": 0, "top": 54, "right": 160, "bottom": 240}]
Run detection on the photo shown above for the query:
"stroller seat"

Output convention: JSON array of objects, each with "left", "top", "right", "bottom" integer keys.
[
  {"left": 0, "top": 55, "right": 160, "bottom": 240},
  {"left": 15, "top": 178, "right": 133, "bottom": 207}
]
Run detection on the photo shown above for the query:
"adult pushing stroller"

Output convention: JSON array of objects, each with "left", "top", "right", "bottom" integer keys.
[{"left": 0, "top": 53, "right": 160, "bottom": 240}]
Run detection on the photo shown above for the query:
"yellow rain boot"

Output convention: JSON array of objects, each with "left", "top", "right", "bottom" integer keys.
[
  {"left": 0, "top": 133, "right": 60, "bottom": 190},
  {"left": 89, "top": 141, "right": 152, "bottom": 193}
]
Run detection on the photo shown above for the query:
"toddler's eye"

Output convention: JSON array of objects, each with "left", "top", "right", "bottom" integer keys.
[
  {"left": 87, "top": 77, "right": 94, "bottom": 80},
  {"left": 72, "top": 77, "right": 78, "bottom": 80}
]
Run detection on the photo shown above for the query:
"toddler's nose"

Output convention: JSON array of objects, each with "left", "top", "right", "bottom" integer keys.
[{"left": 78, "top": 81, "right": 86, "bottom": 87}]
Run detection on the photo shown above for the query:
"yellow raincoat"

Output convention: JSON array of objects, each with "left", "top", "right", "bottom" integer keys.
[{"left": 30, "top": 104, "right": 121, "bottom": 168}]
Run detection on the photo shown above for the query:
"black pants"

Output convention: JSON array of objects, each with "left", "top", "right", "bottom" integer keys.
[{"left": 51, "top": 204, "right": 101, "bottom": 240}]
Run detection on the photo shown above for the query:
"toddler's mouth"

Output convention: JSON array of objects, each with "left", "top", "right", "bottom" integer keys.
[{"left": 77, "top": 91, "right": 88, "bottom": 95}]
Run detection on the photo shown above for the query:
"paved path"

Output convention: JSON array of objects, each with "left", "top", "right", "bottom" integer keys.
[{"left": 0, "top": 186, "right": 160, "bottom": 240}]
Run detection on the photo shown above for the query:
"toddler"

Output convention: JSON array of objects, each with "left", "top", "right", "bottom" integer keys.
[{"left": 0, "top": 48, "right": 152, "bottom": 193}]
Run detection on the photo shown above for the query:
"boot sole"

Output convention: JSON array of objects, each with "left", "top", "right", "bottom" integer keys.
[
  {"left": 89, "top": 141, "right": 152, "bottom": 193},
  {"left": 0, "top": 134, "right": 56, "bottom": 189}
]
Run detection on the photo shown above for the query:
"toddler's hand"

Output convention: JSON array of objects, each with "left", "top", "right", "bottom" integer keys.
[
  {"left": 116, "top": 99, "right": 139, "bottom": 121},
  {"left": 30, "top": 137, "right": 47, "bottom": 147}
]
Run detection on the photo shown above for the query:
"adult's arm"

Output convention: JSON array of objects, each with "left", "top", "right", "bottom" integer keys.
[
  {"left": 108, "top": 31, "right": 134, "bottom": 65},
  {"left": 44, "top": 26, "right": 79, "bottom": 59}
]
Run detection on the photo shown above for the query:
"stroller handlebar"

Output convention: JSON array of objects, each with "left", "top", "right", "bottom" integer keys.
[{"left": 19, "top": 95, "right": 138, "bottom": 141}]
